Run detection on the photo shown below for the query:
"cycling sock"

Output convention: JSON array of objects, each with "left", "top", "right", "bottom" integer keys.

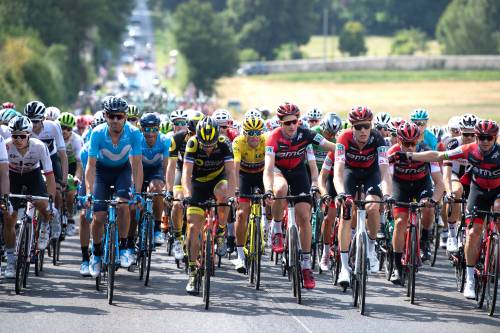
[
  {"left": 154, "top": 220, "right": 161, "bottom": 232},
  {"left": 272, "top": 220, "right": 282, "bottom": 234},
  {"left": 368, "top": 236, "right": 376, "bottom": 254},
  {"left": 119, "top": 238, "right": 127, "bottom": 250},
  {"left": 340, "top": 251, "right": 349, "bottom": 271},
  {"left": 126, "top": 236, "right": 135, "bottom": 249},
  {"left": 466, "top": 265, "right": 475, "bottom": 282},
  {"left": 6, "top": 248, "right": 15, "bottom": 263},
  {"left": 302, "top": 252, "right": 311, "bottom": 270},
  {"left": 394, "top": 252, "right": 403, "bottom": 271},
  {"left": 93, "top": 243, "right": 102, "bottom": 256},
  {"left": 237, "top": 246, "right": 245, "bottom": 260},
  {"left": 81, "top": 246, "right": 90, "bottom": 262},
  {"left": 421, "top": 229, "right": 430, "bottom": 242},
  {"left": 448, "top": 222, "right": 457, "bottom": 238},
  {"left": 323, "top": 244, "right": 330, "bottom": 257},
  {"left": 174, "top": 231, "right": 183, "bottom": 240}
]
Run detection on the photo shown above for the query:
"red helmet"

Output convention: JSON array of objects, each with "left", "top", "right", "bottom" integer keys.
[
  {"left": 397, "top": 122, "right": 420, "bottom": 143},
  {"left": 475, "top": 119, "right": 499, "bottom": 136},
  {"left": 348, "top": 106, "right": 373, "bottom": 124},
  {"left": 276, "top": 102, "right": 300, "bottom": 120},
  {"left": 389, "top": 117, "right": 406, "bottom": 133},
  {"left": 2, "top": 102, "right": 15, "bottom": 109},
  {"left": 76, "top": 115, "right": 89, "bottom": 128}
]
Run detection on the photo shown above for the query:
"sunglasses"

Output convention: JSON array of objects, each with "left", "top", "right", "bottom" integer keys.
[
  {"left": 245, "top": 130, "right": 262, "bottom": 137},
  {"left": 462, "top": 132, "right": 475, "bottom": 138},
  {"left": 173, "top": 120, "right": 187, "bottom": 127},
  {"left": 143, "top": 127, "right": 159, "bottom": 133},
  {"left": 201, "top": 142, "right": 217, "bottom": 148},
  {"left": 477, "top": 135, "right": 494, "bottom": 142},
  {"left": 61, "top": 126, "right": 73, "bottom": 131},
  {"left": 31, "top": 119, "right": 43, "bottom": 124},
  {"left": 107, "top": 113, "right": 125, "bottom": 120},
  {"left": 450, "top": 129, "right": 461, "bottom": 134},
  {"left": 308, "top": 119, "right": 320, "bottom": 123},
  {"left": 376, "top": 125, "right": 388, "bottom": 131},
  {"left": 12, "top": 134, "right": 28, "bottom": 140},
  {"left": 127, "top": 117, "right": 138, "bottom": 122},
  {"left": 353, "top": 123, "right": 371, "bottom": 131},
  {"left": 219, "top": 125, "right": 229, "bottom": 129},
  {"left": 401, "top": 141, "right": 417, "bottom": 148},
  {"left": 414, "top": 121, "right": 427, "bottom": 127},
  {"left": 282, "top": 119, "right": 298, "bottom": 126},
  {"left": 391, "top": 132, "right": 397, "bottom": 137}
]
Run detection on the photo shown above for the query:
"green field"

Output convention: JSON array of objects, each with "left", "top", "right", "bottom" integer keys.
[{"left": 299, "top": 35, "right": 441, "bottom": 59}]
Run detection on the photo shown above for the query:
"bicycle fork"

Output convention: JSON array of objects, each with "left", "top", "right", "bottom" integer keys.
[{"left": 354, "top": 209, "right": 367, "bottom": 275}]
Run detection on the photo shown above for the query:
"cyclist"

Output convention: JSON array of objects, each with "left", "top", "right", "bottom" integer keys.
[
  {"left": 307, "top": 108, "right": 322, "bottom": 128},
  {"left": 374, "top": 112, "right": 391, "bottom": 141},
  {"left": 57, "top": 112, "right": 83, "bottom": 236},
  {"left": 183, "top": 117, "right": 236, "bottom": 294},
  {"left": 75, "top": 115, "right": 89, "bottom": 137},
  {"left": 387, "top": 122, "right": 444, "bottom": 283},
  {"left": 45, "top": 106, "right": 61, "bottom": 122},
  {"left": 410, "top": 109, "right": 437, "bottom": 150},
  {"left": 333, "top": 106, "right": 393, "bottom": 288},
  {"left": 387, "top": 118, "right": 406, "bottom": 146},
  {"left": 170, "top": 108, "right": 188, "bottom": 136},
  {"left": 232, "top": 116, "right": 266, "bottom": 273},
  {"left": 0, "top": 132, "right": 10, "bottom": 276},
  {"left": 212, "top": 108, "right": 238, "bottom": 142},
  {"left": 166, "top": 111, "right": 203, "bottom": 262},
  {"left": 85, "top": 96, "right": 143, "bottom": 277},
  {"left": 160, "top": 120, "right": 173, "bottom": 135},
  {"left": 0, "top": 108, "right": 21, "bottom": 139},
  {"left": 264, "top": 103, "right": 336, "bottom": 289},
  {"left": 3, "top": 116, "right": 56, "bottom": 278},
  {"left": 127, "top": 104, "right": 141, "bottom": 127},
  {"left": 391, "top": 119, "right": 499, "bottom": 299}
]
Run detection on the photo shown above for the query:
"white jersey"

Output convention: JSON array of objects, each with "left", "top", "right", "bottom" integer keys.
[
  {"left": 0, "top": 125, "right": 11, "bottom": 140},
  {"left": 0, "top": 136, "right": 8, "bottom": 164},
  {"left": 442, "top": 136, "right": 469, "bottom": 177},
  {"left": 6, "top": 137, "right": 53, "bottom": 174},
  {"left": 31, "top": 120, "right": 66, "bottom": 156},
  {"left": 65, "top": 132, "right": 83, "bottom": 163}
]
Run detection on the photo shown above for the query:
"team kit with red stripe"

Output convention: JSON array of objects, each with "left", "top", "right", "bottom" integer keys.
[{"left": 0, "top": 98, "right": 498, "bottom": 315}]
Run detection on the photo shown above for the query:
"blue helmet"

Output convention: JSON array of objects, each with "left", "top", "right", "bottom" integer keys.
[
  {"left": 410, "top": 108, "right": 429, "bottom": 121},
  {"left": 140, "top": 112, "right": 161, "bottom": 127}
]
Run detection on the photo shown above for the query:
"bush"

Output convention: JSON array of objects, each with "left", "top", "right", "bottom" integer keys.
[
  {"left": 239, "top": 48, "right": 260, "bottom": 62},
  {"left": 274, "top": 43, "right": 306, "bottom": 60},
  {"left": 339, "top": 21, "right": 367, "bottom": 56},
  {"left": 390, "top": 29, "right": 428, "bottom": 55}
]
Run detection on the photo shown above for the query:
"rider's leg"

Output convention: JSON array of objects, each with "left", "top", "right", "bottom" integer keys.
[
  {"left": 235, "top": 200, "right": 250, "bottom": 259},
  {"left": 271, "top": 173, "right": 287, "bottom": 234},
  {"left": 186, "top": 209, "right": 204, "bottom": 264},
  {"left": 214, "top": 180, "right": 229, "bottom": 227}
]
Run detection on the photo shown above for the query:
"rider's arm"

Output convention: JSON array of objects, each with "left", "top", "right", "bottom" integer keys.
[
  {"left": 333, "top": 143, "right": 346, "bottom": 194},
  {"left": 225, "top": 160, "right": 236, "bottom": 198},
  {"left": 45, "top": 173, "right": 57, "bottom": 199},
  {"left": 0, "top": 163, "right": 9, "bottom": 195},
  {"left": 319, "top": 139, "right": 336, "bottom": 152},
  {"left": 75, "top": 160, "right": 83, "bottom": 181},
  {"left": 85, "top": 157, "right": 96, "bottom": 195},
  {"left": 181, "top": 160, "right": 193, "bottom": 197},
  {"left": 263, "top": 149, "right": 275, "bottom": 193},
  {"left": 58, "top": 149, "right": 68, "bottom": 184},
  {"left": 130, "top": 155, "right": 143, "bottom": 194},
  {"left": 318, "top": 165, "right": 329, "bottom": 196},
  {"left": 378, "top": 146, "right": 392, "bottom": 196},
  {"left": 442, "top": 164, "right": 453, "bottom": 194},
  {"left": 430, "top": 168, "right": 445, "bottom": 203},
  {"left": 407, "top": 150, "right": 446, "bottom": 162},
  {"left": 166, "top": 157, "right": 177, "bottom": 191},
  {"left": 306, "top": 145, "right": 319, "bottom": 187},
  {"left": 234, "top": 161, "right": 241, "bottom": 190}
]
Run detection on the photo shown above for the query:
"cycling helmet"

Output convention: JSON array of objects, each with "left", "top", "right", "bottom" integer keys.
[
  {"left": 258, "top": 107, "right": 270, "bottom": 120},
  {"left": 374, "top": 112, "right": 391, "bottom": 127},
  {"left": 187, "top": 110, "right": 204, "bottom": 133},
  {"left": 91, "top": 111, "right": 106, "bottom": 128},
  {"left": 127, "top": 104, "right": 140, "bottom": 118},
  {"left": 170, "top": 108, "right": 188, "bottom": 122},
  {"left": 243, "top": 116, "right": 264, "bottom": 132},
  {"left": 140, "top": 113, "right": 161, "bottom": 128},
  {"left": 2, "top": 102, "right": 15, "bottom": 109},
  {"left": 459, "top": 114, "right": 478, "bottom": 130},
  {"left": 24, "top": 100, "right": 46, "bottom": 120},
  {"left": 397, "top": 122, "right": 420, "bottom": 143},
  {"left": 320, "top": 113, "right": 343, "bottom": 135},
  {"left": 102, "top": 96, "right": 128, "bottom": 113},
  {"left": 0, "top": 108, "right": 21, "bottom": 124},
  {"left": 57, "top": 112, "right": 76, "bottom": 128},
  {"left": 430, "top": 126, "right": 444, "bottom": 140},
  {"left": 388, "top": 117, "right": 406, "bottom": 134},
  {"left": 76, "top": 115, "right": 88, "bottom": 129},
  {"left": 9, "top": 116, "right": 33, "bottom": 133},
  {"left": 348, "top": 106, "right": 373, "bottom": 124},
  {"left": 410, "top": 108, "right": 429, "bottom": 121},
  {"left": 277, "top": 102, "right": 300, "bottom": 120},
  {"left": 307, "top": 107, "right": 322, "bottom": 120},
  {"left": 244, "top": 108, "right": 262, "bottom": 120},
  {"left": 475, "top": 119, "right": 499, "bottom": 136},
  {"left": 160, "top": 120, "right": 173, "bottom": 134},
  {"left": 266, "top": 117, "right": 280, "bottom": 131},
  {"left": 45, "top": 106, "right": 61, "bottom": 121},
  {"left": 196, "top": 117, "right": 219, "bottom": 145},
  {"left": 299, "top": 114, "right": 310, "bottom": 129},
  {"left": 447, "top": 116, "right": 461, "bottom": 131},
  {"left": 212, "top": 108, "right": 233, "bottom": 125}
]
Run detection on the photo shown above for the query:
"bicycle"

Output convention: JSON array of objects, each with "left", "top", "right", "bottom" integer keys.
[
  {"left": 241, "top": 189, "right": 265, "bottom": 290},
  {"left": 310, "top": 189, "right": 323, "bottom": 271},
  {"left": 472, "top": 207, "right": 499, "bottom": 316},
  {"left": 430, "top": 201, "right": 442, "bottom": 267},
  {"left": 376, "top": 208, "right": 395, "bottom": 281},
  {"left": 326, "top": 204, "right": 342, "bottom": 285},
  {"left": 10, "top": 193, "right": 52, "bottom": 294},
  {"left": 275, "top": 191, "right": 312, "bottom": 305},
  {"left": 446, "top": 194, "right": 467, "bottom": 292}
]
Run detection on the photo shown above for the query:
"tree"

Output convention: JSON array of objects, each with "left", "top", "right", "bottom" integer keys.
[
  {"left": 436, "top": 0, "right": 500, "bottom": 54},
  {"left": 227, "top": 0, "right": 319, "bottom": 59},
  {"left": 339, "top": 21, "right": 367, "bottom": 56},
  {"left": 173, "top": 0, "right": 239, "bottom": 93},
  {"left": 390, "top": 29, "right": 428, "bottom": 55}
]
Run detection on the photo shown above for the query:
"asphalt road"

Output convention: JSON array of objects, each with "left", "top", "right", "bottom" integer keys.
[{"left": 0, "top": 228, "right": 498, "bottom": 333}]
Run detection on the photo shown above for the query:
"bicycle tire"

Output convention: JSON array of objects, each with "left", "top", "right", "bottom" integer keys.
[
  {"left": 330, "top": 249, "right": 341, "bottom": 286},
  {"left": 38, "top": 249, "right": 45, "bottom": 273},
  {"left": 317, "top": 239, "right": 324, "bottom": 274},
  {"left": 350, "top": 236, "right": 359, "bottom": 306},
  {"left": 248, "top": 216, "right": 255, "bottom": 285},
  {"left": 486, "top": 235, "right": 498, "bottom": 316},
  {"left": 255, "top": 217, "right": 262, "bottom": 290},
  {"left": 138, "top": 218, "right": 146, "bottom": 280},
  {"left": 384, "top": 248, "right": 394, "bottom": 281},
  {"left": 290, "top": 227, "right": 301, "bottom": 304},
  {"left": 145, "top": 215, "right": 154, "bottom": 286},
  {"left": 281, "top": 233, "right": 289, "bottom": 278},
  {"left": 52, "top": 238, "right": 58, "bottom": 266},
  {"left": 409, "top": 227, "right": 417, "bottom": 304},
  {"left": 107, "top": 223, "right": 116, "bottom": 305},
  {"left": 431, "top": 222, "right": 440, "bottom": 267},
  {"left": 203, "top": 229, "right": 212, "bottom": 310},
  {"left": 15, "top": 221, "right": 29, "bottom": 294},
  {"left": 455, "top": 228, "right": 466, "bottom": 292},
  {"left": 359, "top": 235, "right": 367, "bottom": 315}
]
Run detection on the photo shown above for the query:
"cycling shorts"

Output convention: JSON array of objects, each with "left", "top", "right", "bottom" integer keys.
[
  {"left": 188, "top": 173, "right": 227, "bottom": 215},
  {"left": 343, "top": 167, "right": 383, "bottom": 198},
  {"left": 465, "top": 182, "right": 500, "bottom": 226},
  {"left": 10, "top": 168, "right": 48, "bottom": 210},
  {"left": 144, "top": 165, "right": 165, "bottom": 183},
  {"left": 326, "top": 174, "right": 337, "bottom": 208},
  {"left": 393, "top": 177, "right": 433, "bottom": 214},
  {"left": 239, "top": 171, "right": 264, "bottom": 203},
  {"left": 51, "top": 153, "right": 63, "bottom": 184},
  {"left": 93, "top": 162, "right": 132, "bottom": 212},
  {"left": 68, "top": 161, "right": 77, "bottom": 177},
  {"left": 275, "top": 164, "right": 311, "bottom": 204}
]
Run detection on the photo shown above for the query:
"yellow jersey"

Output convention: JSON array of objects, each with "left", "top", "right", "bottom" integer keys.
[{"left": 232, "top": 134, "right": 266, "bottom": 173}]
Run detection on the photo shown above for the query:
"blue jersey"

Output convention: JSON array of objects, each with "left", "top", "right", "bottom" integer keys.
[
  {"left": 88, "top": 122, "right": 142, "bottom": 167},
  {"left": 142, "top": 133, "right": 171, "bottom": 167},
  {"left": 423, "top": 129, "right": 437, "bottom": 150},
  {"left": 81, "top": 141, "right": 90, "bottom": 170},
  {"left": 83, "top": 128, "right": 92, "bottom": 143}
]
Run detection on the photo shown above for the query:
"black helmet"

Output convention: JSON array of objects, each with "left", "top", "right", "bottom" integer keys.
[
  {"left": 102, "top": 96, "right": 128, "bottom": 113},
  {"left": 24, "top": 100, "right": 46, "bottom": 120},
  {"left": 196, "top": 117, "right": 219, "bottom": 145},
  {"left": 187, "top": 110, "right": 204, "bottom": 133},
  {"left": 139, "top": 113, "right": 161, "bottom": 127}
]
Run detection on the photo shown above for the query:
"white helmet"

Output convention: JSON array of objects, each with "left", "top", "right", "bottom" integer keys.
[
  {"left": 212, "top": 108, "right": 233, "bottom": 125},
  {"left": 459, "top": 114, "right": 478, "bottom": 130},
  {"left": 9, "top": 115, "right": 33, "bottom": 133},
  {"left": 266, "top": 116, "right": 280, "bottom": 131},
  {"left": 374, "top": 112, "right": 391, "bottom": 127},
  {"left": 170, "top": 108, "right": 188, "bottom": 122},
  {"left": 307, "top": 107, "right": 322, "bottom": 120},
  {"left": 244, "top": 108, "right": 262, "bottom": 120},
  {"left": 45, "top": 106, "right": 61, "bottom": 121},
  {"left": 91, "top": 111, "right": 106, "bottom": 128},
  {"left": 447, "top": 116, "right": 461, "bottom": 131},
  {"left": 299, "top": 115, "right": 310, "bottom": 128}
]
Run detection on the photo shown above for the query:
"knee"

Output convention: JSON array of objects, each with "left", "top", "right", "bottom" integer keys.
[{"left": 366, "top": 203, "right": 379, "bottom": 215}]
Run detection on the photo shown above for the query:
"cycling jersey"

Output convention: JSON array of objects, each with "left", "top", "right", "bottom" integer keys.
[
  {"left": 423, "top": 129, "right": 437, "bottom": 150},
  {"left": 184, "top": 136, "right": 233, "bottom": 182},
  {"left": 80, "top": 141, "right": 89, "bottom": 170},
  {"left": 232, "top": 134, "right": 265, "bottom": 173},
  {"left": 445, "top": 142, "right": 500, "bottom": 190},
  {"left": 142, "top": 133, "right": 171, "bottom": 167},
  {"left": 0, "top": 125, "right": 10, "bottom": 140},
  {"left": 310, "top": 126, "right": 335, "bottom": 170},
  {"left": 388, "top": 143, "right": 440, "bottom": 181},
  {"left": 441, "top": 136, "right": 469, "bottom": 177},
  {"left": 65, "top": 132, "right": 83, "bottom": 164},
  {"left": 6, "top": 137, "right": 53, "bottom": 174},
  {"left": 0, "top": 136, "right": 8, "bottom": 164},
  {"left": 31, "top": 120, "right": 66, "bottom": 156},
  {"left": 88, "top": 122, "right": 142, "bottom": 167},
  {"left": 82, "top": 128, "right": 92, "bottom": 143},
  {"left": 265, "top": 127, "right": 325, "bottom": 170},
  {"left": 169, "top": 130, "right": 191, "bottom": 170},
  {"left": 335, "top": 128, "right": 388, "bottom": 171}
]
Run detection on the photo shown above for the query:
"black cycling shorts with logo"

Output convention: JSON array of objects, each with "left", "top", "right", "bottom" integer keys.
[
  {"left": 466, "top": 182, "right": 500, "bottom": 220},
  {"left": 343, "top": 167, "right": 383, "bottom": 198},
  {"left": 393, "top": 176, "right": 433, "bottom": 203},
  {"left": 276, "top": 164, "right": 312, "bottom": 204},
  {"left": 10, "top": 168, "right": 48, "bottom": 210},
  {"left": 239, "top": 171, "right": 264, "bottom": 196}
]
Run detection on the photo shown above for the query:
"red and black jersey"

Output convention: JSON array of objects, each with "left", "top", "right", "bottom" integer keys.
[
  {"left": 446, "top": 142, "right": 500, "bottom": 190},
  {"left": 322, "top": 150, "right": 335, "bottom": 176},
  {"left": 335, "top": 129, "right": 388, "bottom": 171},
  {"left": 388, "top": 143, "right": 440, "bottom": 182},
  {"left": 265, "top": 127, "right": 325, "bottom": 170},
  {"left": 223, "top": 128, "right": 239, "bottom": 142}
]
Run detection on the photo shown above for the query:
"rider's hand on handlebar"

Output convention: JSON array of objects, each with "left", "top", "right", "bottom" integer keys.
[
  {"left": 383, "top": 194, "right": 395, "bottom": 205},
  {"left": 84, "top": 194, "right": 93, "bottom": 209},
  {"left": 263, "top": 190, "right": 274, "bottom": 206}
]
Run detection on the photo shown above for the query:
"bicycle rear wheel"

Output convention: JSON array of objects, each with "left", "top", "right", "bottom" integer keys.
[
  {"left": 203, "top": 229, "right": 212, "bottom": 310},
  {"left": 107, "top": 223, "right": 116, "bottom": 305},
  {"left": 145, "top": 215, "right": 154, "bottom": 286},
  {"left": 408, "top": 227, "right": 417, "bottom": 304},
  {"left": 290, "top": 227, "right": 301, "bottom": 304},
  {"left": 15, "top": 221, "right": 29, "bottom": 294},
  {"left": 485, "top": 236, "right": 498, "bottom": 316},
  {"left": 51, "top": 238, "right": 58, "bottom": 266},
  {"left": 359, "top": 235, "right": 367, "bottom": 315}
]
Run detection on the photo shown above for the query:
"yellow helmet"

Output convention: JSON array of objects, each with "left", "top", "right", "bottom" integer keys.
[
  {"left": 127, "top": 104, "right": 140, "bottom": 118},
  {"left": 243, "top": 116, "right": 264, "bottom": 132}
]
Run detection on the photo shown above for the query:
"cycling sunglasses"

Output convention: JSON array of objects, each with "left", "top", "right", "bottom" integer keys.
[
  {"left": 61, "top": 126, "right": 73, "bottom": 131},
  {"left": 219, "top": 125, "right": 229, "bottom": 129},
  {"left": 12, "top": 134, "right": 28, "bottom": 140},
  {"left": 353, "top": 123, "right": 371, "bottom": 131},
  {"left": 414, "top": 121, "right": 427, "bottom": 127},
  {"left": 127, "top": 117, "right": 138, "bottom": 122},
  {"left": 173, "top": 120, "right": 187, "bottom": 126},
  {"left": 401, "top": 141, "right": 417, "bottom": 148},
  {"left": 281, "top": 119, "right": 298, "bottom": 126},
  {"left": 244, "top": 130, "right": 262, "bottom": 137},
  {"left": 477, "top": 135, "right": 494, "bottom": 142},
  {"left": 107, "top": 113, "right": 126, "bottom": 120},
  {"left": 462, "top": 132, "right": 475, "bottom": 138},
  {"left": 376, "top": 125, "right": 388, "bottom": 131},
  {"left": 143, "top": 127, "right": 159, "bottom": 133}
]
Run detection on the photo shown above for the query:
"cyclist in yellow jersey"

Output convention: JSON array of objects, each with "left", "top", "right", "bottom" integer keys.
[{"left": 233, "top": 116, "right": 266, "bottom": 273}]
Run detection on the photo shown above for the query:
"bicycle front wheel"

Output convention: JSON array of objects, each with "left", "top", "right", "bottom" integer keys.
[
  {"left": 145, "top": 216, "right": 154, "bottom": 286},
  {"left": 203, "top": 229, "right": 212, "bottom": 310},
  {"left": 359, "top": 235, "right": 367, "bottom": 315},
  {"left": 290, "top": 227, "right": 301, "bottom": 304},
  {"left": 107, "top": 223, "right": 116, "bottom": 305},
  {"left": 431, "top": 222, "right": 440, "bottom": 267},
  {"left": 408, "top": 227, "right": 417, "bottom": 304},
  {"left": 255, "top": 217, "right": 262, "bottom": 290},
  {"left": 486, "top": 235, "right": 499, "bottom": 316},
  {"left": 15, "top": 221, "right": 29, "bottom": 294}
]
